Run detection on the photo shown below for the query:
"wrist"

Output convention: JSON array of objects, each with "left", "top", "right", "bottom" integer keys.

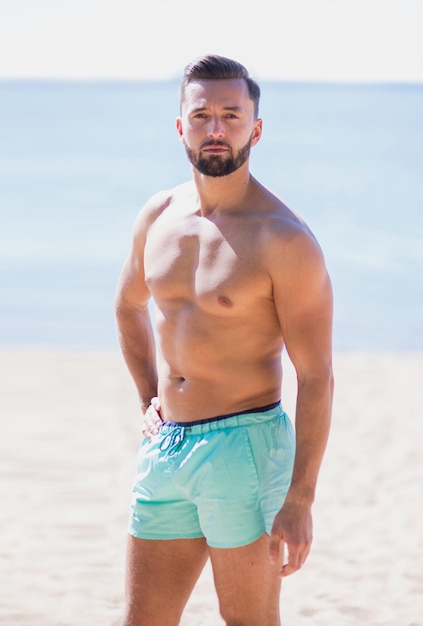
[
  {"left": 140, "top": 395, "right": 160, "bottom": 416},
  {"left": 140, "top": 397, "right": 154, "bottom": 414},
  {"left": 285, "top": 484, "right": 315, "bottom": 507}
]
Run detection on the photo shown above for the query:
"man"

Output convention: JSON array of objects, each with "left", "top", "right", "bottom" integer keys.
[{"left": 115, "top": 54, "right": 333, "bottom": 626}]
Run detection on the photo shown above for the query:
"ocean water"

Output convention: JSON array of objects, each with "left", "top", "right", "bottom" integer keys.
[{"left": 0, "top": 80, "right": 422, "bottom": 351}]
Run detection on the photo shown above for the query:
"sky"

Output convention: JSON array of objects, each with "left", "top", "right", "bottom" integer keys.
[{"left": 0, "top": 0, "right": 422, "bottom": 82}]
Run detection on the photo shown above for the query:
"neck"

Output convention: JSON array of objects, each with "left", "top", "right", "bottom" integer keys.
[{"left": 192, "top": 163, "right": 254, "bottom": 216}]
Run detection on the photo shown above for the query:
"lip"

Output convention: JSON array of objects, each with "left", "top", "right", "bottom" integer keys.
[{"left": 201, "top": 146, "right": 229, "bottom": 154}]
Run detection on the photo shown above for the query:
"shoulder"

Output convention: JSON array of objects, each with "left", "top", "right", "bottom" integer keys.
[
  {"left": 253, "top": 187, "right": 329, "bottom": 285},
  {"left": 268, "top": 212, "right": 323, "bottom": 263},
  {"left": 253, "top": 184, "right": 322, "bottom": 261},
  {"left": 133, "top": 181, "right": 193, "bottom": 238},
  {"left": 253, "top": 195, "right": 333, "bottom": 329}
]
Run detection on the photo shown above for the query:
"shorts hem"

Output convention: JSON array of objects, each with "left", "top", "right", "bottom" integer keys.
[
  {"left": 206, "top": 529, "right": 265, "bottom": 549},
  {"left": 129, "top": 528, "right": 205, "bottom": 541}
]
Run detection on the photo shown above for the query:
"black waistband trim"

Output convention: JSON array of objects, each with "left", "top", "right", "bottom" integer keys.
[{"left": 162, "top": 401, "right": 281, "bottom": 427}]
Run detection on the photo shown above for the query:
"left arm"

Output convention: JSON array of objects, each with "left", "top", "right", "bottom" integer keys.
[{"left": 268, "top": 227, "right": 334, "bottom": 576}]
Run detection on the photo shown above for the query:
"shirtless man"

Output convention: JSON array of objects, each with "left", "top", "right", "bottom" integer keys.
[{"left": 115, "top": 55, "right": 333, "bottom": 626}]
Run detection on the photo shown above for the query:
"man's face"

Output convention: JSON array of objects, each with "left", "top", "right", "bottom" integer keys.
[{"left": 176, "top": 79, "right": 262, "bottom": 177}]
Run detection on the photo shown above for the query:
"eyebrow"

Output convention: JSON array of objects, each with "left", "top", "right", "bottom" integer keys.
[{"left": 191, "top": 105, "right": 244, "bottom": 114}]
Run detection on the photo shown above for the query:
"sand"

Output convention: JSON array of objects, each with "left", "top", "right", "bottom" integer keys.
[{"left": 1, "top": 349, "right": 422, "bottom": 626}]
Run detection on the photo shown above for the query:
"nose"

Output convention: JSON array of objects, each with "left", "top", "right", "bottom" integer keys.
[{"left": 207, "top": 115, "right": 224, "bottom": 138}]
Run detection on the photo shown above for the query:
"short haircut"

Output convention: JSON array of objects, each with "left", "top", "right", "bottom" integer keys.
[{"left": 179, "top": 54, "right": 261, "bottom": 118}]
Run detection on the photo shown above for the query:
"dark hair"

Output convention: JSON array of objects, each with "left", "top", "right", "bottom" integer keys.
[{"left": 179, "top": 54, "right": 261, "bottom": 118}]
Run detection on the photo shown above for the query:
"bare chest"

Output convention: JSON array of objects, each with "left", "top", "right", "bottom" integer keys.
[{"left": 144, "top": 214, "right": 270, "bottom": 310}]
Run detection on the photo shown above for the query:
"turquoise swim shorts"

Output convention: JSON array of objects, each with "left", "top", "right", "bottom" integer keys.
[{"left": 128, "top": 401, "right": 295, "bottom": 548}]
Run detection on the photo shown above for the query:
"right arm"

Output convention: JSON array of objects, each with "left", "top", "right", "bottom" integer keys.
[{"left": 114, "top": 193, "right": 169, "bottom": 413}]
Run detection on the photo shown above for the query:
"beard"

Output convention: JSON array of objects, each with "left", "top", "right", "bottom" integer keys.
[{"left": 184, "top": 136, "right": 253, "bottom": 177}]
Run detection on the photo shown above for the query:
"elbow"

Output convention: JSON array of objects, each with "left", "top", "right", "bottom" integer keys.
[
  {"left": 321, "top": 363, "right": 335, "bottom": 419},
  {"left": 297, "top": 362, "right": 334, "bottom": 403},
  {"left": 321, "top": 361, "right": 334, "bottom": 402},
  {"left": 115, "top": 293, "right": 134, "bottom": 324},
  {"left": 329, "top": 366, "right": 335, "bottom": 407},
  {"left": 114, "top": 293, "right": 128, "bottom": 321},
  {"left": 328, "top": 364, "right": 335, "bottom": 396},
  {"left": 114, "top": 293, "right": 149, "bottom": 323}
]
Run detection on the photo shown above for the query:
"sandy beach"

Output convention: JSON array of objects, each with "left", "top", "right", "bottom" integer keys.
[{"left": 1, "top": 349, "right": 422, "bottom": 626}]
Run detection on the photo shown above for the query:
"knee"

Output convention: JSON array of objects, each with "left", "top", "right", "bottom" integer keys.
[
  {"left": 219, "top": 603, "right": 280, "bottom": 626},
  {"left": 220, "top": 617, "right": 250, "bottom": 626},
  {"left": 219, "top": 604, "right": 247, "bottom": 626}
]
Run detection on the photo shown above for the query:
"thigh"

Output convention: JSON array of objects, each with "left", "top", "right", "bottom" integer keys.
[
  {"left": 123, "top": 534, "right": 209, "bottom": 626},
  {"left": 209, "top": 534, "right": 284, "bottom": 626}
]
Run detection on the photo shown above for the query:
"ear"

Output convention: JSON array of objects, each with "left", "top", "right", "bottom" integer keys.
[
  {"left": 176, "top": 117, "right": 185, "bottom": 144},
  {"left": 250, "top": 118, "right": 263, "bottom": 147}
]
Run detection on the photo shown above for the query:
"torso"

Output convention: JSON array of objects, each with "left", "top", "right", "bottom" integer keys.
[{"left": 144, "top": 180, "right": 304, "bottom": 422}]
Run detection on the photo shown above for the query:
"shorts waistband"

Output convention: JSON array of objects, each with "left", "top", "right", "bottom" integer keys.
[{"left": 161, "top": 401, "right": 282, "bottom": 436}]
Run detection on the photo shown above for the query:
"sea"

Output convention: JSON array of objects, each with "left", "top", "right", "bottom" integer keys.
[{"left": 1, "top": 80, "right": 422, "bottom": 351}]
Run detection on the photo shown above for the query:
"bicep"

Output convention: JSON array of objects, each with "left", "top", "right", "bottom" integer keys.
[
  {"left": 273, "top": 237, "right": 333, "bottom": 377},
  {"left": 115, "top": 214, "right": 152, "bottom": 311},
  {"left": 116, "top": 189, "right": 172, "bottom": 310},
  {"left": 116, "top": 249, "right": 151, "bottom": 310}
]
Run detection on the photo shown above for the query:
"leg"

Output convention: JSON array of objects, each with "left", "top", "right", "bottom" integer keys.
[
  {"left": 209, "top": 533, "right": 284, "bottom": 626},
  {"left": 123, "top": 534, "right": 209, "bottom": 626}
]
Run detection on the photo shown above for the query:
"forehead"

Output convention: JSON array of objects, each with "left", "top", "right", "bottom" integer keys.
[{"left": 181, "top": 78, "right": 253, "bottom": 114}]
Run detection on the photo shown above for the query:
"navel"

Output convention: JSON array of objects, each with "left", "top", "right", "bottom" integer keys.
[{"left": 217, "top": 295, "right": 233, "bottom": 308}]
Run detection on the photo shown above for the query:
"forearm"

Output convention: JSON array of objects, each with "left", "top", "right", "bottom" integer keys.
[
  {"left": 287, "top": 370, "right": 334, "bottom": 505},
  {"left": 116, "top": 303, "right": 158, "bottom": 413}
]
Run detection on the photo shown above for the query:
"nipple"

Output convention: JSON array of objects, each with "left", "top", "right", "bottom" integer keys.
[{"left": 217, "top": 295, "right": 233, "bottom": 308}]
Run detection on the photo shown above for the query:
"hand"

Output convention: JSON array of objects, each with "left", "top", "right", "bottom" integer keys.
[
  {"left": 141, "top": 397, "right": 163, "bottom": 440},
  {"left": 269, "top": 498, "right": 313, "bottom": 577}
]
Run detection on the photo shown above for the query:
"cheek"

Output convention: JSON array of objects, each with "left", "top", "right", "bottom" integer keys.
[
  {"left": 178, "top": 127, "right": 190, "bottom": 146},
  {"left": 179, "top": 126, "right": 199, "bottom": 148},
  {"left": 176, "top": 119, "right": 194, "bottom": 145}
]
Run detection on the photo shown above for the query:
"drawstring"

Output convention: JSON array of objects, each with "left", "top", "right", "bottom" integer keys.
[{"left": 159, "top": 426, "right": 186, "bottom": 456}]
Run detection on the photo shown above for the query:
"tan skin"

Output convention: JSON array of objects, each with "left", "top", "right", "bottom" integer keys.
[{"left": 115, "top": 78, "right": 334, "bottom": 625}]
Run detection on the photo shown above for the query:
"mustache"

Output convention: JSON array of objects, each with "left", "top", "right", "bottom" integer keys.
[{"left": 200, "top": 140, "right": 231, "bottom": 149}]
